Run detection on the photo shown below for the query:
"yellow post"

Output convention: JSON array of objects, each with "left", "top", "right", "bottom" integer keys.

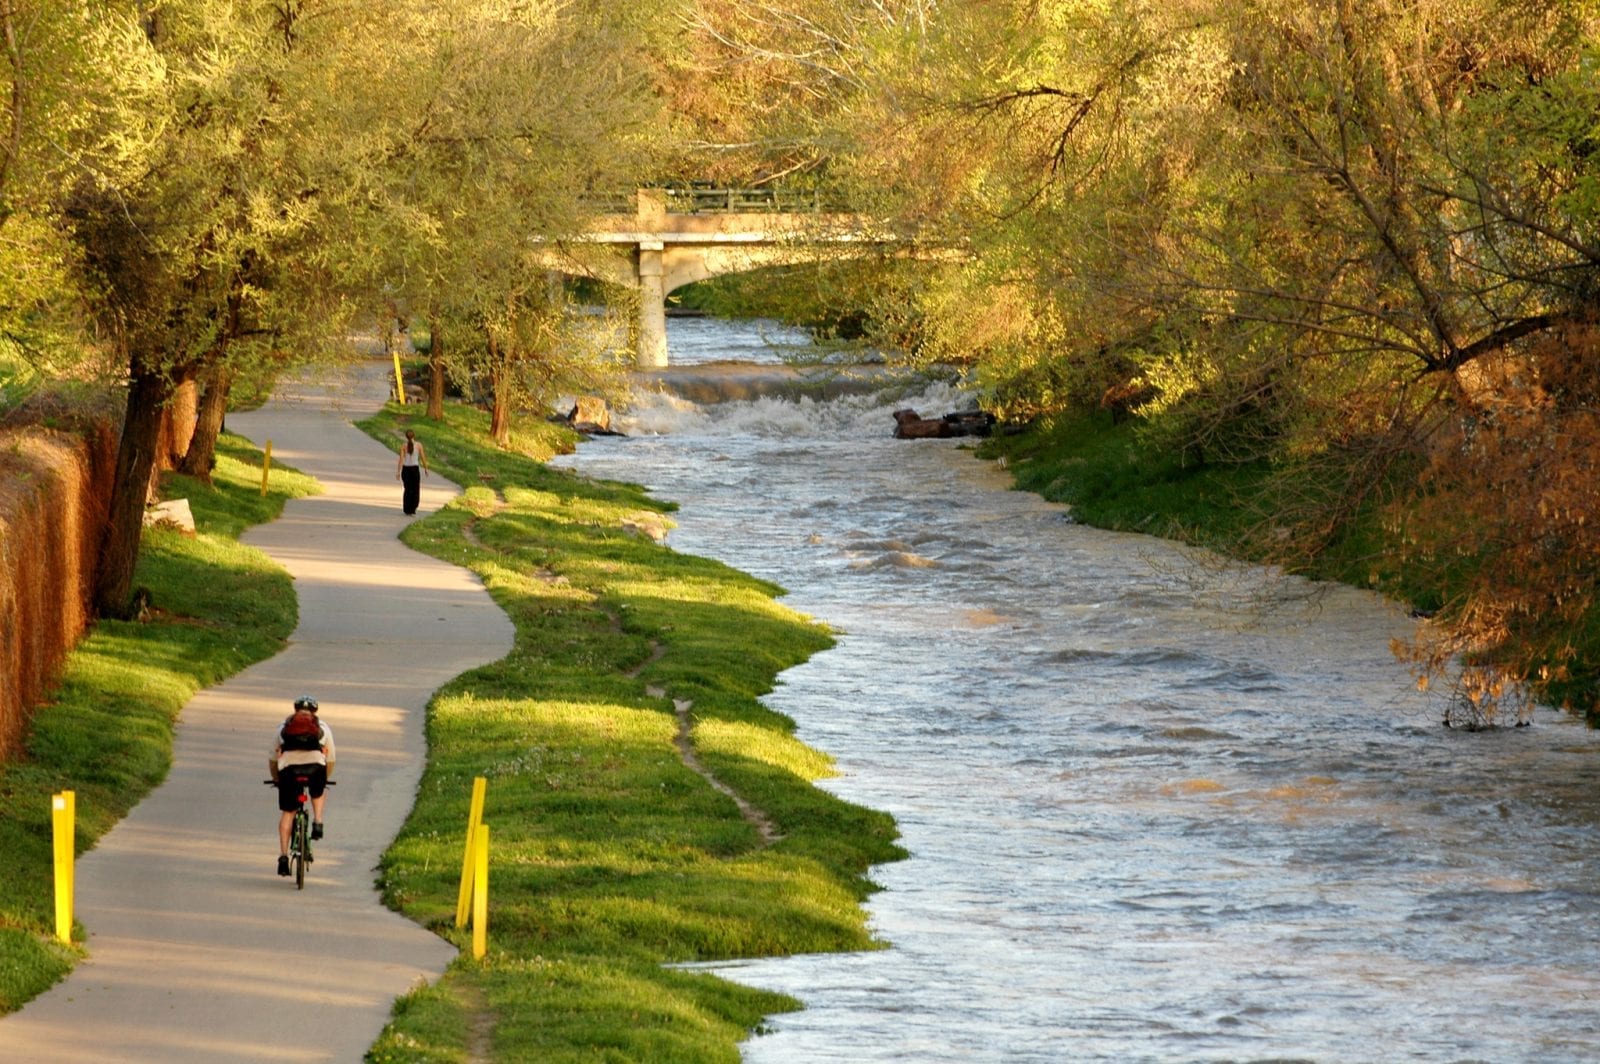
[
  {"left": 52, "top": 791, "right": 75, "bottom": 945},
  {"left": 259, "top": 440, "right": 273, "bottom": 497},
  {"left": 455, "top": 776, "right": 487, "bottom": 928},
  {"left": 392, "top": 351, "right": 406, "bottom": 405},
  {"left": 471, "top": 824, "right": 489, "bottom": 960}
]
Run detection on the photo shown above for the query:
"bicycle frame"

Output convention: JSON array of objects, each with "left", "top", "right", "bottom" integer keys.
[
  {"left": 287, "top": 775, "right": 313, "bottom": 889},
  {"left": 265, "top": 774, "right": 333, "bottom": 889}
]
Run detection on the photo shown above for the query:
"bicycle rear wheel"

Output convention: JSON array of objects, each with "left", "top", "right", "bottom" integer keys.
[{"left": 293, "top": 810, "right": 308, "bottom": 889}]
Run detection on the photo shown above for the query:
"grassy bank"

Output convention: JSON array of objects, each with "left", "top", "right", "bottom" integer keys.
[
  {"left": 358, "top": 402, "right": 904, "bottom": 1063},
  {"left": 0, "top": 434, "right": 316, "bottom": 1010},
  {"left": 978, "top": 410, "right": 1600, "bottom": 718},
  {"left": 977, "top": 410, "right": 1428, "bottom": 597}
]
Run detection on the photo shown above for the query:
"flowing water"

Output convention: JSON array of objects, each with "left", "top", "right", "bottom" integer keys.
[{"left": 552, "top": 319, "right": 1600, "bottom": 1063}]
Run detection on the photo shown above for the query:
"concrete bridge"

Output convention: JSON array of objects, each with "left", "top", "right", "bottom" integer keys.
[{"left": 539, "top": 188, "right": 889, "bottom": 367}]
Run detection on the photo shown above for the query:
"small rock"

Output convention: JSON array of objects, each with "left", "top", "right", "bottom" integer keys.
[{"left": 144, "top": 498, "right": 196, "bottom": 535}]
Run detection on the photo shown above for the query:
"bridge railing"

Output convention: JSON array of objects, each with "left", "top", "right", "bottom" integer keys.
[
  {"left": 663, "top": 186, "right": 849, "bottom": 214},
  {"left": 579, "top": 186, "right": 851, "bottom": 216}
]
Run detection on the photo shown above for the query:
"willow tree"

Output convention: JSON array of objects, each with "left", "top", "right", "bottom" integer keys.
[
  {"left": 69, "top": 2, "right": 391, "bottom": 616},
  {"left": 323, "top": 0, "right": 663, "bottom": 435},
  {"left": 681, "top": 0, "right": 1600, "bottom": 718},
  {"left": 1108, "top": 2, "right": 1600, "bottom": 716},
  {"left": 0, "top": 2, "right": 115, "bottom": 382}
]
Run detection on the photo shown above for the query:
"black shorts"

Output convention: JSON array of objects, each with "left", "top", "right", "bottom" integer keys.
[{"left": 276, "top": 765, "right": 327, "bottom": 812}]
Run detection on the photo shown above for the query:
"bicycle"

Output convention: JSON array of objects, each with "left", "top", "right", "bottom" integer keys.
[{"left": 264, "top": 774, "right": 334, "bottom": 889}]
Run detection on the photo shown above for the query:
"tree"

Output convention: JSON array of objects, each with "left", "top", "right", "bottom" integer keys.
[
  {"left": 0, "top": 1, "right": 117, "bottom": 381},
  {"left": 679, "top": 0, "right": 1600, "bottom": 717},
  {"left": 70, "top": 1, "right": 386, "bottom": 616},
  {"left": 330, "top": 1, "right": 662, "bottom": 439}
]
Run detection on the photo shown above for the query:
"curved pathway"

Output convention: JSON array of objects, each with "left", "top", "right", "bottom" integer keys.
[{"left": 0, "top": 359, "right": 514, "bottom": 1063}]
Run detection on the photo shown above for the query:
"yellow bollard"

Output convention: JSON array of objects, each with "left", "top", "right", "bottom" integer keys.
[
  {"left": 455, "top": 776, "right": 487, "bottom": 928},
  {"left": 472, "top": 824, "right": 489, "bottom": 960},
  {"left": 393, "top": 351, "right": 406, "bottom": 405},
  {"left": 52, "top": 791, "right": 75, "bottom": 945},
  {"left": 259, "top": 440, "right": 273, "bottom": 497}
]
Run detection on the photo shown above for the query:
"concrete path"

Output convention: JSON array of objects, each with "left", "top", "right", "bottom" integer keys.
[{"left": 0, "top": 360, "right": 514, "bottom": 1063}]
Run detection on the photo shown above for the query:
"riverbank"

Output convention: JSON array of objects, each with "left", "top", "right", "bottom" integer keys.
[
  {"left": 976, "top": 410, "right": 1598, "bottom": 722},
  {"left": 358, "top": 401, "right": 903, "bottom": 1062}
]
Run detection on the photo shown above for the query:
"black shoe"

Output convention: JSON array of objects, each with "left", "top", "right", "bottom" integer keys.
[
  {"left": 311, "top": 822, "right": 324, "bottom": 841},
  {"left": 277, "top": 855, "right": 290, "bottom": 877}
]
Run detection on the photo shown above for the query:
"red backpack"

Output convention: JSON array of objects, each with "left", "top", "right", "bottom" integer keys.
[{"left": 280, "top": 712, "right": 322, "bottom": 752}]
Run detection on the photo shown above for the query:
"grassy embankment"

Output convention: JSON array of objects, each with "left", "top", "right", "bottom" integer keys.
[
  {"left": 979, "top": 409, "right": 1600, "bottom": 716},
  {"left": 0, "top": 434, "right": 316, "bottom": 1010},
  {"left": 978, "top": 410, "right": 1600, "bottom": 716},
  {"left": 977, "top": 411, "right": 1431, "bottom": 599},
  {"left": 357, "top": 402, "right": 903, "bottom": 1063}
]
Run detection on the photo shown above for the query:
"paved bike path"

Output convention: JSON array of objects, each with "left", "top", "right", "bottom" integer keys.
[{"left": 0, "top": 360, "right": 514, "bottom": 1063}]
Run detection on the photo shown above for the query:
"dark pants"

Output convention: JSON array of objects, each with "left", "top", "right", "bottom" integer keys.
[
  {"left": 276, "top": 765, "right": 327, "bottom": 812},
  {"left": 401, "top": 465, "right": 421, "bottom": 514}
]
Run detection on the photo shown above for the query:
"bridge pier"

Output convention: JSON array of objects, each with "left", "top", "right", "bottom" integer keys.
[
  {"left": 636, "top": 242, "right": 668, "bottom": 369},
  {"left": 539, "top": 188, "right": 877, "bottom": 368}
]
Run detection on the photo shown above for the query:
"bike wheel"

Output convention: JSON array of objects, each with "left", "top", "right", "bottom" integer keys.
[{"left": 293, "top": 811, "right": 308, "bottom": 889}]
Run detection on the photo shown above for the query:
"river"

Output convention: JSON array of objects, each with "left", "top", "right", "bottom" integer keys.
[{"left": 550, "top": 317, "right": 1600, "bottom": 1063}]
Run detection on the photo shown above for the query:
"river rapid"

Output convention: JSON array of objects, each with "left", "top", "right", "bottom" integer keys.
[{"left": 551, "top": 318, "right": 1600, "bottom": 1063}]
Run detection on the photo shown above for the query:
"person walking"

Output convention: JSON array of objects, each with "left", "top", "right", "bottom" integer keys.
[{"left": 396, "top": 428, "right": 429, "bottom": 515}]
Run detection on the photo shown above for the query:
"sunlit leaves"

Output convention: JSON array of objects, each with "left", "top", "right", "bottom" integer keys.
[{"left": 680, "top": 0, "right": 1600, "bottom": 718}]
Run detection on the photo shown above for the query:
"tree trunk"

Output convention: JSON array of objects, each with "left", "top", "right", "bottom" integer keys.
[
  {"left": 426, "top": 317, "right": 445, "bottom": 420},
  {"left": 487, "top": 331, "right": 510, "bottom": 446},
  {"left": 489, "top": 387, "right": 510, "bottom": 446},
  {"left": 94, "top": 362, "right": 173, "bottom": 619},
  {"left": 163, "top": 375, "right": 198, "bottom": 468},
  {"left": 179, "top": 363, "right": 233, "bottom": 480}
]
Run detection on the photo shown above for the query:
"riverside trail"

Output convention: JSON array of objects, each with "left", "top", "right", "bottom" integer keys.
[{"left": 0, "top": 357, "right": 514, "bottom": 1063}]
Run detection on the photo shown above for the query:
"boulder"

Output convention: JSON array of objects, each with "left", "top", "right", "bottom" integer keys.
[
  {"left": 621, "top": 512, "right": 672, "bottom": 543},
  {"left": 565, "top": 395, "right": 625, "bottom": 437}
]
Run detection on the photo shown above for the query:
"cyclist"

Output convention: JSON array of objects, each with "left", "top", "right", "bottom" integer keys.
[{"left": 268, "top": 696, "right": 336, "bottom": 877}]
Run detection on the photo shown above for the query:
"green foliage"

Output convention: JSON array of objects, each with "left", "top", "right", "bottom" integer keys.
[
  {"left": 358, "top": 402, "right": 902, "bottom": 1062},
  {"left": 674, "top": 258, "right": 931, "bottom": 351},
  {"left": 340, "top": 1, "right": 668, "bottom": 398},
  {"left": 683, "top": 0, "right": 1600, "bottom": 718},
  {"left": 0, "top": 434, "right": 315, "bottom": 1011}
]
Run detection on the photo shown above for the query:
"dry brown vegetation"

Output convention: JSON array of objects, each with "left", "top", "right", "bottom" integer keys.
[
  {"left": 1394, "top": 321, "right": 1600, "bottom": 724},
  {"left": 0, "top": 395, "right": 118, "bottom": 757}
]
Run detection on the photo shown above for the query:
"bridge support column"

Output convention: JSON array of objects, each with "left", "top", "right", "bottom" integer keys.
[{"left": 635, "top": 241, "right": 668, "bottom": 368}]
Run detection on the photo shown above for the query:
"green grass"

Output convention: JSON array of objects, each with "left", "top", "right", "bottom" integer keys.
[
  {"left": 0, "top": 433, "right": 317, "bottom": 1010},
  {"left": 359, "top": 403, "right": 904, "bottom": 1063},
  {"left": 980, "top": 411, "right": 1407, "bottom": 589},
  {"left": 979, "top": 412, "right": 1274, "bottom": 548}
]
